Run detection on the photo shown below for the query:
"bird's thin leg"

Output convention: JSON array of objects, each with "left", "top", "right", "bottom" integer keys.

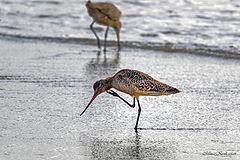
[
  {"left": 90, "top": 20, "right": 101, "bottom": 49},
  {"left": 104, "top": 26, "right": 109, "bottom": 51},
  {"left": 116, "top": 31, "right": 120, "bottom": 51},
  {"left": 134, "top": 99, "right": 141, "bottom": 130},
  {"left": 107, "top": 90, "right": 135, "bottom": 108}
]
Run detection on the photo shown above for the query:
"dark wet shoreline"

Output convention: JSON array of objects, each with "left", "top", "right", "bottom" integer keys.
[{"left": 1, "top": 33, "right": 240, "bottom": 59}]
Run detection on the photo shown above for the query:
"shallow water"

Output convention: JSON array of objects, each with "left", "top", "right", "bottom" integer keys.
[
  {"left": 1, "top": 0, "right": 240, "bottom": 58},
  {"left": 0, "top": 38, "right": 240, "bottom": 159}
]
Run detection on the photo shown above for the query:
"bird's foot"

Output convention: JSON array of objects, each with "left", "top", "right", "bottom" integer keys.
[{"left": 107, "top": 90, "right": 119, "bottom": 97}]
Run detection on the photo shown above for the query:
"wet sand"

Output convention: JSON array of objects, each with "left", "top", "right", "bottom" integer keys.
[{"left": 0, "top": 38, "right": 240, "bottom": 160}]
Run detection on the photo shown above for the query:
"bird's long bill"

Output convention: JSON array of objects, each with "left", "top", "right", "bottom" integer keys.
[
  {"left": 80, "top": 93, "right": 98, "bottom": 116},
  {"left": 116, "top": 31, "right": 120, "bottom": 51}
]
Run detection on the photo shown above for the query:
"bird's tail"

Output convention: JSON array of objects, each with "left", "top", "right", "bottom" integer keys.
[{"left": 166, "top": 87, "right": 180, "bottom": 94}]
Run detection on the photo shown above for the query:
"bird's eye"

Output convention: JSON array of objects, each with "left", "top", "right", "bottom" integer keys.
[{"left": 93, "top": 81, "right": 101, "bottom": 91}]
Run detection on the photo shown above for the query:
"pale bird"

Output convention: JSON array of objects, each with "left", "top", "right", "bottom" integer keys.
[{"left": 86, "top": 0, "right": 121, "bottom": 51}]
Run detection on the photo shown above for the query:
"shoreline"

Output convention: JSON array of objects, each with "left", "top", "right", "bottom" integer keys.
[{"left": 1, "top": 33, "right": 240, "bottom": 59}]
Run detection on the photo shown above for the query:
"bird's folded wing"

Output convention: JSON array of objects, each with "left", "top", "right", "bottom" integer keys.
[{"left": 94, "top": 3, "right": 121, "bottom": 20}]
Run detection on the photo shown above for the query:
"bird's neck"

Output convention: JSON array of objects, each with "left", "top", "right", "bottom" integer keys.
[{"left": 104, "top": 77, "right": 114, "bottom": 90}]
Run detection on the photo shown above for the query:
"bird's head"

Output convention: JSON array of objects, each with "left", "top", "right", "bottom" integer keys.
[
  {"left": 93, "top": 79, "right": 110, "bottom": 95},
  {"left": 114, "top": 21, "right": 121, "bottom": 33},
  {"left": 86, "top": 0, "right": 93, "bottom": 8},
  {"left": 80, "top": 79, "right": 111, "bottom": 116}
]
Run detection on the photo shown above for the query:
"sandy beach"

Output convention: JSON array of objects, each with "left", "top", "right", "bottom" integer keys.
[{"left": 0, "top": 37, "right": 240, "bottom": 159}]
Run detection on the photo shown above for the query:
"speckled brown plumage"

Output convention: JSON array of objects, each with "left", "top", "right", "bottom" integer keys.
[{"left": 110, "top": 69, "right": 180, "bottom": 98}]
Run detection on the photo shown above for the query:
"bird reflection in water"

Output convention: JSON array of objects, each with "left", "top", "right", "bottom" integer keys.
[
  {"left": 85, "top": 50, "right": 120, "bottom": 78},
  {"left": 90, "top": 131, "right": 141, "bottom": 159},
  {"left": 89, "top": 130, "right": 176, "bottom": 159}
]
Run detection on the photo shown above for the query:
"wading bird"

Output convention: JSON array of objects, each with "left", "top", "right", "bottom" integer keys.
[
  {"left": 86, "top": 0, "right": 121, "bottom": 51},
  {"left": 80, "top": 69, "right": 180, "bottom": 130}
]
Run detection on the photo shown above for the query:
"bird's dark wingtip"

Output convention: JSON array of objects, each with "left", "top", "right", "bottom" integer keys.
[
  {"left": 166, "top": 87, "right": 180, "bottom": 94},
  {"left": 176, "top": 88, "right": 181, "bottom": 93}
]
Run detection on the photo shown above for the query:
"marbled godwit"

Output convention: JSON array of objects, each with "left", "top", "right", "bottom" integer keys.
[
  {"left": 80, "top": 69, "right": 180, "bottom": 130},
  {"left": 86, "top": 0, "right": 121, "bottom": 51}
]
